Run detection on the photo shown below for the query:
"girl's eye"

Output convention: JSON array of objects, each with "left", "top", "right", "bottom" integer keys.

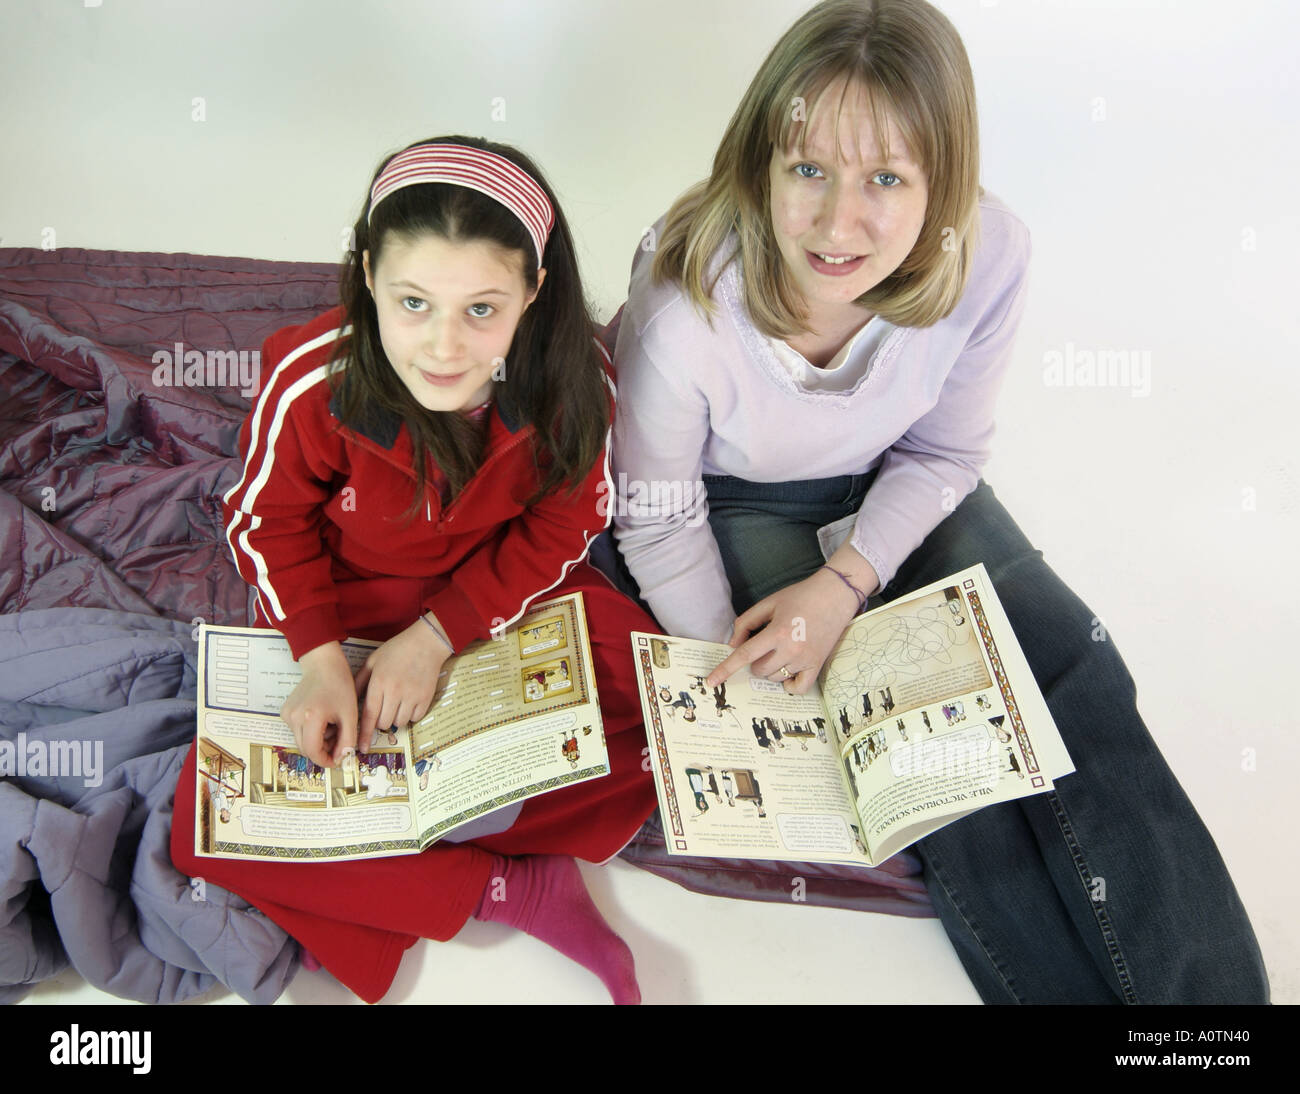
[
  {"left": 794, "top": 162, "right": 824, "bottom": 180},
  {"left": 468, "top": 303, "right": 495, "bottom": 319},
  {"left": 874, "top": 172, "right": 902, "bottom": 187},
  {"left": 401, "top": 296, "right": 426, "bottom": 312}
]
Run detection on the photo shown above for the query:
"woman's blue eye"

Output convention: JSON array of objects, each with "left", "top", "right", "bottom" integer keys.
[
  {"left": 794, "top": 162, "right": 824, "bottom": 179},
  {"left": 874, "top": 172, "right": 901, "bottom": 187},
  {"left": 401, "top": 296, "right": 425, "bottom": 312},
  {"left": 468, "top": 303, "right": 495, "bottom": 319}
]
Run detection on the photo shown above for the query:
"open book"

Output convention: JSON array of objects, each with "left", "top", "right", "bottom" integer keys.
[
  {"left": 193, "top": 592, "right": 605, "bottom": 862},
  {"left": 632, "top": 565, "right": 1074, "bottom": 866}
]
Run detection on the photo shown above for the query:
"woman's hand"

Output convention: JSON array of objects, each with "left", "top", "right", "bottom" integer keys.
[
  {"left": 354, "top": 613, "right": 451, "bottom": 752},
  {"left": 706, "top": 554, "right": 879, "bottom": 694},
  {"left": 281, "top": 641, "right": 360, "bottom": 768}
]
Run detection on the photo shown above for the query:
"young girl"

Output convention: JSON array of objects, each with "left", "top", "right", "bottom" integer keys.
[
  {"left": 170, "top": 136, "right": 658, "bottom": 1004},
  {"left": 608, "top": 0, "right": 1269, "bottom": 1003}
]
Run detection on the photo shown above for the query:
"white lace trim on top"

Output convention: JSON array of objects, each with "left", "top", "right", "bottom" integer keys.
[{"left": 717, "top": 258, "right": 911, "bottom": 406}]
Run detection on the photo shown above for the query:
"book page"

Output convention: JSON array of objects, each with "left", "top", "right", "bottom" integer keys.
[
  {"left": 819, "top": 564, "right": 1075, "bottom": 860},
  {"left": 406, "top": 593, "right": 609, "bottom": 844},
  {"left": 632, "top": 633, "right": 871, "bottom": 866},
  {"left": 193, "top": 594, "right": 609, "bottom": 862},
  {"left": 194, "top": 629, "right": 425, "bottom": 862},
  {"left": 820, "top": 583, "right": 992, "bottom": 725}
]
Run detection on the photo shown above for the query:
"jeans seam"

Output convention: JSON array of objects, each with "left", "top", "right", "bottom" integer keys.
[
  {"left": 1042, "top": 790, "right": 1139, "bottom": 1004},
  {"left": 923, "top": 842, "right": 1024, "bottom": 1003}
]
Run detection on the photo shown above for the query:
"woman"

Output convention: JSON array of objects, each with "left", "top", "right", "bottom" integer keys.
[{"left": 609, "top": 0, "right": 1267, "bottom": 1003}]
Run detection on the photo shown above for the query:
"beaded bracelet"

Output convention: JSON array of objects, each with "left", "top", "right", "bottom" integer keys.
[
  {"left": 821, "top": 565, "right": 869, "bottom": 615},
  {"left": 419, "top": 611, "right": 453, "bottom": 652}
]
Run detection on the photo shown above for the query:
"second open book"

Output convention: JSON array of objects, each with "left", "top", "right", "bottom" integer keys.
[{"left": 632, "top": 564, "right": 1074, "bottom": 866}]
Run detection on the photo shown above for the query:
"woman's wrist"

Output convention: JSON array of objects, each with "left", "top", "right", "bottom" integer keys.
[
  {"left": 824, "top": 546, "right": 881, "bottom": 603},
  {"left": 816, "top": 565, "right": 868, "bottom": 616}
]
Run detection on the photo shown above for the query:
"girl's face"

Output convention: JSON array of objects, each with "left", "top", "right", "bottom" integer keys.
[
  {"left": 768, "top": 79, "right": 928, "bottom": 330},
  {"left": 364, "top": 234, "right": 545, "bottom": 413}
]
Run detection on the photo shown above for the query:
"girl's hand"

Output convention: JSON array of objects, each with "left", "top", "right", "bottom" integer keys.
[
  {"left": 281, "top": 642, "right": 360, "bottom": 768},
  {"left": 705, "top": 569, "right": 862, "bottom": 695},
  {"left": 354, "top": 614, "right": 451, "bottom": 751}
]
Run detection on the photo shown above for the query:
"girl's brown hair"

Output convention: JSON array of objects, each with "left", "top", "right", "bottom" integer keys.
[{"left": 333, "top": 135, "right": 608, "bottom": 511}]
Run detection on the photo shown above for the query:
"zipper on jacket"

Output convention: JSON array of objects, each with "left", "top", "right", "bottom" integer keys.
[
  {"left": 334, "top": 408, "right": 535, "bottom": 529},
  {"left": 439, "top": 429, "right": 533, "bottom": 525}
]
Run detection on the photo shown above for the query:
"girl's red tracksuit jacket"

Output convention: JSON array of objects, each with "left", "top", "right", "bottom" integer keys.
[{"left": 169, "top": 306, "right": 658, "bottom": 1002}]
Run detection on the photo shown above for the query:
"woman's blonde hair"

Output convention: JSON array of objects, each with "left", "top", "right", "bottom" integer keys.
[{"left": 653, "top": 0, "right": 981, "bottom": 334}]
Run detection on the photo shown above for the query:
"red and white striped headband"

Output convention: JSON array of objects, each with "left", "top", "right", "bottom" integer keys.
[{"left": 367, "top": 143, "right": 554, "bottom": 266}]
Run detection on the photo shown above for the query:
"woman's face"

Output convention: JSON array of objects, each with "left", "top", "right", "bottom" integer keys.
[
  {"left": 364, "top": 234, "right": 544, "bottom": 413},
  {"left": 768, "top": 81, "right": 928, "bottom": 329}
]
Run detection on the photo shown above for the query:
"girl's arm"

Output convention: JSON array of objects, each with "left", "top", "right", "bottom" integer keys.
[
  {"left": 225, "top": 407, "right": 360, "bottom": 764},
  {"left": 223, "top": 319, "right": 359, "bottom": 762},
  {"left": 223, "top": 337, "right": 351, "bottom": 661},
  {"left": 353, "top": 612, "right": 451, "bottom": 748},
  {"left": 223, "top": 408, "right": 346, "bottom": 658}
]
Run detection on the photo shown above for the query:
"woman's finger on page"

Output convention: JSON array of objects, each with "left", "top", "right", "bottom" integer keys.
[
  {"left": 707, "top": 632, "right": 772, "bottom": 687},
  {"left": 706, "top": 646, "right": 745, "bottom": 687}
]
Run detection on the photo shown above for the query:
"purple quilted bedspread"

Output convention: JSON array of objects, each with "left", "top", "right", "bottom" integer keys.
[{"left": 0, "top": 248, "right": 339, "bottom": 622}]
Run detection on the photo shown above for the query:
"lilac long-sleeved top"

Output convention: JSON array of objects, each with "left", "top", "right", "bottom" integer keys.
[{"left": 610, "top": 191, "right": 1031, "bottom": 643}]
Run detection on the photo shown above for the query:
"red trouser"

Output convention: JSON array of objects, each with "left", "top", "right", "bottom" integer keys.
[{"left": 170, "top": 565, "right": 659, "bottom": 1003}]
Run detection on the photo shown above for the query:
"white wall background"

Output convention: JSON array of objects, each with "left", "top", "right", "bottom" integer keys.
[{"left": 3, "top": 0, "right": 1296, "bottom": 1005}]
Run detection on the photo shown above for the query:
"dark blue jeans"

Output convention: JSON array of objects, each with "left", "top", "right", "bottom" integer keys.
[{"left": 694, "top": 472, "right": 1269, "bottom": 1004}]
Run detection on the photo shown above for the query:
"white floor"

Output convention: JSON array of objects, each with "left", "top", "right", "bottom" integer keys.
[
  {"left": 5, "top": 0, "right": 1297, "bottom": 1005},
  {"left": 21, "top": 859, "right": 981, "bottom": 1005}
]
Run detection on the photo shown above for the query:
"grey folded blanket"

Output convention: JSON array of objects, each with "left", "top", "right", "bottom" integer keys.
[{"left": 0, "top": 609, "right": 296, "bottom": 1004}]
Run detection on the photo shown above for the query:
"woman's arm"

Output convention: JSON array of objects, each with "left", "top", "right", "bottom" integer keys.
[
  {"left": 609, "top": 310, "right": 736, "bottom": 642},
  {"left": 850, "top": 217, "right": 1032, "bottom": 594},
  {"left": 710, "top": 211, "right": 1031, "bottom": 690}
]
